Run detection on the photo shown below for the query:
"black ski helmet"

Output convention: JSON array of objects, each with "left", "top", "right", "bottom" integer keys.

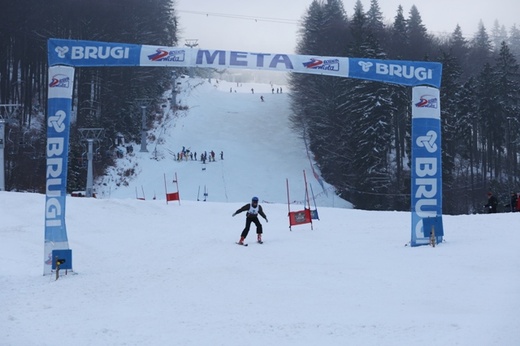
[{"left": 252, "top": 196, "right": 259, "bottom": 202}]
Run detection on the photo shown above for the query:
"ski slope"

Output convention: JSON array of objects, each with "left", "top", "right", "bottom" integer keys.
[
  {"left": 95, "top": 77, "right": 350, "bottom": 208},
  {"left": 1, "top": 192, "right": 519, "bottom": 345}
]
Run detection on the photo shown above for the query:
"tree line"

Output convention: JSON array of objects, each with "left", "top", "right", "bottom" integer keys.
[
  {"left": 2, "top": 0, "right": 519, "bottom": 214},
  {"left": 289, "top": 0, "right": 520, "bottom": 214},
  {"left": 0, "top": 0, "right": 178, "bottom": 192}
]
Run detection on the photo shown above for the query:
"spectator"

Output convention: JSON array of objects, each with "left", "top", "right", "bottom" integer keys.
[{"left": 484, "top": 192, "right": 498, "bottom": 213}]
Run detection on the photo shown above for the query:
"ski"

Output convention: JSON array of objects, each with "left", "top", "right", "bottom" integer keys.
[{"left": 236, "top": 242, "right": 248, "bottom": 246}]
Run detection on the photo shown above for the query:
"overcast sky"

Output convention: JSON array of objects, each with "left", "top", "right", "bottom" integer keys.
[{"left": 175, "top": 0, "right": 519, "bottom": 54}]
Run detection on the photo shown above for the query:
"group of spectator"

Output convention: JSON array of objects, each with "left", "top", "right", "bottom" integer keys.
[
  {"left": 175, "top": 147, "right": 224, "bottom": 164},
  {"left": 484, "top": 191, "right": 520, "bottom": 213}
]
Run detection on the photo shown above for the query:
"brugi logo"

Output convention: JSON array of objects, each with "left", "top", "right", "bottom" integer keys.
[
  {"left": 416, "top": 130, "right": 438, "bottom": 153},
  {"left": 56, "top": 45, "right": 130, "bottom": 60},
  {"left": 415, "top": 95, "right": 438, "bottom": 109},
  {"left": 55, "top": 46, "right": 69, "bottom": 58},
  {"left": 148, "top": 49, "right": 185, "bottom": 62},
  {"left": 303, "top": 58, "right": 339, "bottom": 71},
  {"left": 358, "top": 61, "right": 373, "bottom": 72},
  {"left": 358, "top": 60, "right": 433, "bottom": 81},
  {"left": 49, "top": 74, "right": 70, "bottom": 88}
]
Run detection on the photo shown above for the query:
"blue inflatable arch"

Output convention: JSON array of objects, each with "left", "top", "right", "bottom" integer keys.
[{"left": 44, "top": 39, "right": 443, "bottom": 274}]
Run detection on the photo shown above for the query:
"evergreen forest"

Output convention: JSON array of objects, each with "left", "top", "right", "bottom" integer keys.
[
  {"left": 1, "top": 0, "right": 519, "bottom": 214},
  {"left": 290, "top": 0, "right": 520, "bottom": 213}
]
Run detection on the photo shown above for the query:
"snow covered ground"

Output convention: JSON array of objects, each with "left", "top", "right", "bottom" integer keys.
[
  {"left": 2, "top": 192, "right": 520, "bottom": 345},
  {"left": 1, "top": 77, "right": 520, "bottom": 345}
]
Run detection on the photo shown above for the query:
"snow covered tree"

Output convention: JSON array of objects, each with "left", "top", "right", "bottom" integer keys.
[
  {"left": 406, "top": 5, "right": 434, "bottom": 60},
  {"left": 493, "top": 41, "right": 520, "bottom": 186},
  {"left": 438, "top": 52, "right": 463, "bottom": 212},
  {"left": 509, "top": 24, "right": 520, "bottom": 62},
  {"left": 366, "top": 0, "right": 385, "bottom": 34},
  {"left": 349, "top": 0, "right": 367, "bottom": 54},
  {"left": 448, "top": 25, "right": 471, "bottom": 80},
  {"left": 454, "top": 78, "right": 481, "bottom": 212},
  {"left": 469, "top": 21, "right": 494, "bottom": 71},
  {"left": 0, "top": 0, "right": 179, "bottom": 192},
  {"left": 388, "top": 5, "right": 408, "bottom": 59},
  {"left": 476, "top": 62, "right": 501, "bottom": 181},
  {"left": 491, "top": 20, "right": 509, "bottom": 52}
]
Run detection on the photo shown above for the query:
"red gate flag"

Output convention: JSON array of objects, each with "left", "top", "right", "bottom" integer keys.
[
  {"left": 166, "top": 192, "right": 179, "bottom": 201},
  {"left": 289, "top": 209, "right": 312, "bottom": 226},
  {"left": 164, "top": 172, "right": 181, "bottom": 205}
]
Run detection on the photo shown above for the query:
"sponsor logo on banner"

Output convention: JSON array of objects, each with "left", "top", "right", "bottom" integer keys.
[
  {"left": 55, "top": 45, "right": 130, "bottom": 60},
  {"left": 46, "top": 107, "right": 68, "bottom": 228},
  {"left": 48, "top": 39, "right": 141, "bottom": 67},
  {"left": 302, "top": 58, "right": 340, "bottom": 71},
  {"left": 55, "top": 46, "right": 69, "bottom": 58},
  {"left": 44, "top": 66, "right": 74, "bottom": 274},
  {"left": 350, "top": 58, "right": 441, "bottom": 87},
  {"left": 358, "top": 60, "right": 433, "bottom": 81},
  {"left": 49, "top": 74, "right": 70, "bottom": 88},
  {"left": 148, "top": 48, "right": 185, "bottom": 62},
  {"left": 413, "top": 126, "right": 440, "bottom": 238},
  {"left": 411, "top": 86, "right": 442, "bottom": 246},
  {"left": 415, "top": 94, "right": 438, "bottom": 109},
  {"left": 196, "top": 50, "right": 294, "bottom": 69}
]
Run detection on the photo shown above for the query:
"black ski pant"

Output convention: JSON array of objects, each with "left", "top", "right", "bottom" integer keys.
[{"left": 241, "top": 216, "right": 262, "bottom": 238}]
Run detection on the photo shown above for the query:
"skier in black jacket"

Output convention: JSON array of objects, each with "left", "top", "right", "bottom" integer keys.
[{"left": 232, "top": 196, "right": 268, "bottom": 244}]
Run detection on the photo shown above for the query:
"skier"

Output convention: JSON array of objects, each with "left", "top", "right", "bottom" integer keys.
[{"left": 232, "top": 196, "right": 268, "bottom": 245}]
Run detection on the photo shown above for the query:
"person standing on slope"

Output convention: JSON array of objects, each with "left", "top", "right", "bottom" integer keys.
[
  {"left": 484, "top": 191, "right": 498, "bottom": 213},
  {"left": 232, "top": 196, "right": 268, "bottom": 244}
]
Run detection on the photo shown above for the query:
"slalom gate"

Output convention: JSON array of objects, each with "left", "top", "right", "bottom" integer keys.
[{"left": 44, "top": 39, "right": 443, "bottom": 274}]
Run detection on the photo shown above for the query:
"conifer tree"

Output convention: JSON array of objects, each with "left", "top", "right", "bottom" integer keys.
[
  {"left": 406, "top": 5, "right": 433, "bottom": 60},
  {"left": 449, "top": 25, "right": 471, "bottom": 79},
  {"left": 494, "top": 41, "right": 520, "bottom": 186},
  {"left": 469, "top": 21, "right": 494, "bottom": 70},
  {"left": 388, "top": 5, "right": 408, "bottom": 59},
  {"left": 509, "top": 24, "right": 520, "bottom": 60}
]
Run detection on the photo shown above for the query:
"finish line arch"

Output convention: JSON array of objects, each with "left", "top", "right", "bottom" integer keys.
[{"left": 44, "top": 39, "right": 443, "bottom": 274}]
